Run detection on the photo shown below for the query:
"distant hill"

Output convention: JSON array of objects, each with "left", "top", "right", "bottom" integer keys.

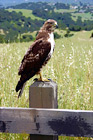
[
  {"left": 0, "top": 1, "right": 93, "bottom": 43},
  {"left": 7, "top": 2, "right": 70, "bottom": 10},
  {"left": 1, "top": 0, "right": 93, "bottom": 7},
  {"left": 0, "top": 9, "right": 43, "bottom": 43}
]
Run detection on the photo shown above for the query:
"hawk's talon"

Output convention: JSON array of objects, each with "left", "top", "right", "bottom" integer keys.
[
  {"left": 34, "top": 78, "right": 50, "bottom": 82},
  {"left": 34, "top": 78, "right": 38, "bottom": 81}
]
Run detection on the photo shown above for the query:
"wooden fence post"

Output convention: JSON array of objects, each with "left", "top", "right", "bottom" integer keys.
[{"left": 29, "top": 80, "right": 58, "bottom": 140}]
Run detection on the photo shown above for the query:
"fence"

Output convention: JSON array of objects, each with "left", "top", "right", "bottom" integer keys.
[{"left": 0, "top": 81, "right": 93, "bottom": 140}]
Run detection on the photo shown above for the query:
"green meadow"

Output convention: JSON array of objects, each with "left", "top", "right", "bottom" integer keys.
[
  {"left": 54, "top": 9, "right": 93, "bottom": 21},
  {"left": 71, "top": 12, "right": 93, "bottom": 21},
  {"left": 0, "top": 30, "right": 93, "bottom": 140},
  {"left": 55, "top": 9, "right": 77, "bottom": 13},
  {"left": 7, "top": 9, "right": 43, "bottom": 20}
]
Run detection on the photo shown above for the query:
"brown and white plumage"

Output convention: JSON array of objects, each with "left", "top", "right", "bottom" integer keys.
[{"left": 16, "top": 19, "right": 58, "bottom": 98}]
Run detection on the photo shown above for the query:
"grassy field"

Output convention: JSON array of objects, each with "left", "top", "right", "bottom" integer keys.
[
  {"left": 0, "top": 30, "right": 93, "bottom": 140},
  {"left": 71, "top": 12, "right": 93, "bottom": 21},
  {"left": 55, "top": 9, "right": 77, "bottom": 13},
  {"left": 55, "top": 9, "right": 93, "bottom": 21},
  {"left": 7, "top": 9, "right": 43, "bottom": 20}
]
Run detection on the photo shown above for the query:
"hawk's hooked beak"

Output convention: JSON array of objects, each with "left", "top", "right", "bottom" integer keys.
[{"left": 54, "top": 22, "right": 58, "bottom": 28}]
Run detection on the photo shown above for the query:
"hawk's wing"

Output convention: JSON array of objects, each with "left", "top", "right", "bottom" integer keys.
[{"left": 18, "top": 39, "right": 51, "bottom": 76}]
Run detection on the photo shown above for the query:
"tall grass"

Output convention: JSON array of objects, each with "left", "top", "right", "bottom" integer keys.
[{"left": 0, "top": 30, "right": 93, "bottom": 140}]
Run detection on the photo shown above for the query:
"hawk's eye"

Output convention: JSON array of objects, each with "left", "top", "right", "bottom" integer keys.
[
  {"left": 48, "top": 22, "right": 53, "bottom": 25},
  {"left": 50, "top": 22, "right": 53, "bottom": 24}
]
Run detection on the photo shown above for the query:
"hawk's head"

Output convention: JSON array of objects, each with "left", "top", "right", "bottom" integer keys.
[{"left": 42, "top": 19, "right": 58, "bottom": 32}]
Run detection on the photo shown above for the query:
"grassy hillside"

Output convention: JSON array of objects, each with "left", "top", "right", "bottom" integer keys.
[
  {"left": 0, "top": 30, "right": 93, "bottom": 140},
  {"left": 0, "top": 7, "right": 92, "bottom": 44},
  {"left": 55, "top": 9, "right": 93, "bottom": 21},
  {"left": 55, "top": 9, "right": 77, "bottom": 13},
  {"left": 72, "top": 12, "right": 93, "bottom": 21},
  {"left": 7, "top": 9, "right": 43, "bottom": 20}
]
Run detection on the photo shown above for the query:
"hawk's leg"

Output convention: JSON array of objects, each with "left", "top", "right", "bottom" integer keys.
[
  {"left": 34, "top": 72, "right": 50, "bottom": 81},
  {"left": 34, "top": 72, "right": 49, "bottom": 82},
  {"left": 39, "top": 72, "right": 43, "bottom": 81},
  {"left": 38, "top": 72, "right": 50, "bottom": 82}
]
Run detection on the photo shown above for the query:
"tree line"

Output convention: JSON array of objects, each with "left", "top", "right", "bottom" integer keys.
[
  {"left": 7, "top": 2, "right": 70, "bottom": 10},
  {"left": 0, "top": 9, "right": 43, "bottom": 43}
]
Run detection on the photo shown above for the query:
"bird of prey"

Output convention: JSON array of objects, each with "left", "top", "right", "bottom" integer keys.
[{"left": 16, "top": 19, "right": 58, "bottom": 98}]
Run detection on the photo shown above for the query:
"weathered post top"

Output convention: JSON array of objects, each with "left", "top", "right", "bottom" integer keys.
[
  {"left": 29, "top": 80, "right": 58, "bottom": 140},
  {"left": 29, "top": 80, "right": 58, "bottom": 108}
]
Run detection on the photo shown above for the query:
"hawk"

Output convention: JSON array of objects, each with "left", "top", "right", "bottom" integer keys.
[{"left": 16, "top": 19, "right": 58, "bottom": 98}]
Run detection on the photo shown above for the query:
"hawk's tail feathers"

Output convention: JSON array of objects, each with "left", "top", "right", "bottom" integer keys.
[
  {"left": 16, "top": 80, "right": 23, "bottom": 92},
  {"left": 16, "top": 74, "right": 27, "bottom": 92},
  {"left": 18, "top": 82, "right": 26, "bottom": 98},
  {"left": 16, "top": 76, "right": 27, "bottom": 98}
]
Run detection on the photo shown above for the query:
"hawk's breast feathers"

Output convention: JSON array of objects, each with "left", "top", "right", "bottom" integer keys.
[
  {"left": 18, "top": 38, "right": 52, "bottom": 75},
  {"left": 48, "top": 32, "right": 55, "bottom": 56}
]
